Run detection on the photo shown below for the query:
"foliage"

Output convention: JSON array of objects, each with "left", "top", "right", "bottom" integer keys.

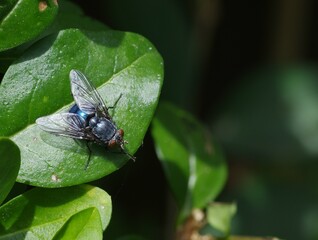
[
  {"left": 0, "top": 185, "right": 111, "bottom": 239},
  {"left": 0, "top": 0, "right": 162, "bottom": 238},
  {"left": 1, "top": 28, "right": 163, "bottom": 187},
  {"left": 152, "top": 102, "right": 227, "bottom": 223},
  {"left": 0, "top": 1, "right": 283, "bottom": 239},
  {"left": 0, "top": 138, "right": 20, "bottom": 205}
]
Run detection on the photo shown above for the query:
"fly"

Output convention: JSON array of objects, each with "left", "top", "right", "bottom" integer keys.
[{"left": 36, "top": 69, "right": 135, "bottom": 169}]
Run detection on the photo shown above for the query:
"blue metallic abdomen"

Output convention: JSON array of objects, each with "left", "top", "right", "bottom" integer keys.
[{"left": 69, "top": 104, "right": 89, "bottom": 122}]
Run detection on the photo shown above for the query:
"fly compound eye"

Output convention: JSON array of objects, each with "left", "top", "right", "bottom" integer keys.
[
  {"left": 118, "top": 129, "right": 124, "bottom": 137},
  {"left": 115, "top": 129, "right": 124, "bottom": 142}
]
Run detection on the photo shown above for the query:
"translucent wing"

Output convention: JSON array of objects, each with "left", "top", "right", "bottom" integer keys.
[
  {"left": 70, "top": 69, "right": 110, "bottom": 118},
  {"left": 36, "top": 113, "right": 92, "bottom": 140}
]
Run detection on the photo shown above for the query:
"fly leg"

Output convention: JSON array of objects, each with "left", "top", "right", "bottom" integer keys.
[
  {"left": 108, "top": 93, "right": 123, "bottom": 109},
  {"left": 110, "top": 143, "right": 136, "bottom": 162},
  {"left": 108, "top": 93, "right": 123, "bottom": 117},
  {"left": 83, "top": 127, "right": 95, "bottom": 170}
]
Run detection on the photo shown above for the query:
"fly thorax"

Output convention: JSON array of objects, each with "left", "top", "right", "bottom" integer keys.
[{"left": 91, "top": 118, "right": 117, "bottom": 142}]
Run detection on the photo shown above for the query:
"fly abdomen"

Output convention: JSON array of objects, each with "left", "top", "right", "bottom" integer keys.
[{"left": 69, "top": 104, "right": 89, "bottom": 125}]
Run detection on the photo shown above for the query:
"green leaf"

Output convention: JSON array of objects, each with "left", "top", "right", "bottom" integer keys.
[
  {"left": 206, "top": 202, "right": 237, "bottom": 237},
  {"left": 0, "top": 185, "right": 111, "bottom": 239},
  {"left": 151, "top": 102, "right": 227, "bottom": 222},
  {"left": 0, "top": 28, "right": 163, "bottom": 187},
  {"left": 0, "top": 138, "right": 20, "bottom": 204},
  {"left": 53, "top": 208, "right": 103, "bottom": 240},
  {"left": 0, "top": 0, "right": 108, "bottom": 73},
  {"left": 0, "top": 0, "right": 59, "bottom": 51}
]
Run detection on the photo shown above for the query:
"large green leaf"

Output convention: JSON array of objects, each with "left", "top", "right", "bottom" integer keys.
[
  {"left": 0, "top": 185, "right": 111, "bottom": 239},
  {"left": 151, "top": 102, "right": 227, "bottom": 221},
  {"left": 0, "top": 28, "right": 163, "bottom": 187},
  {"left": 0, "top": 138, "right": 20, "bottom": 204},
  {"left": 0, "top": 0, "right": 58, "bottom": 51}
]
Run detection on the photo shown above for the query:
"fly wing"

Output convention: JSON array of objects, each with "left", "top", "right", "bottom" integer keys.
[
  {"left": 70, "top": 69, "right": 110, "bottom": 118},
  {"left": 36, "top": 113, "right": 92, "bottom": 140}
]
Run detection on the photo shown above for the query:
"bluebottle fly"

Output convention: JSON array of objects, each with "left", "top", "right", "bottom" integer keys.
[{"left": 36, "top": 69, "right": 135, "bottom": 168}]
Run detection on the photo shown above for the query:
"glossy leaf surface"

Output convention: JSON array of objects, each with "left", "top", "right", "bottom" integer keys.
[
  {"left": 0, "top": 0, "right": 58, "bottom": 51},
  {"left": 152, "top": 102, "right": 227, "bottom": 221},
  {"left": 0, "top": 185, "right": 111, "bottom": 239},
  {"left": 0, "top": 138, "right": 20, "bottom": 204},
  {"left": 0, "top": 28, "right": 163, "bottom": 187}
]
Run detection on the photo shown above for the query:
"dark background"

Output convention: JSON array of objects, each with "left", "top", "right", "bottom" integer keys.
[{"left": 74, "top": 0, "right": 318, "bottom": 239}]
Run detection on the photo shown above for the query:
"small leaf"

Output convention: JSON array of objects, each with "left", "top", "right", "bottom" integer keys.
[
  {"left": 151, "top": 102, "right": 227, "bottom": 222},
  {"left": 0, "top": 0, "right": 59, "bottom": 51},
  {"left": 53, "top": 208, "right": 103, "bottom": 240},
  {"left": 0, "top": 185, "right": 111, "bottom": 239},
  {"left": 0, "top": 28, "right": 163, "bottom": 187},
  {"left": 206, "top": 202, "right": 237, "bottom": 237},
  {"left": 0, "top": 138, "right": 20, "bottom": 205}
]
